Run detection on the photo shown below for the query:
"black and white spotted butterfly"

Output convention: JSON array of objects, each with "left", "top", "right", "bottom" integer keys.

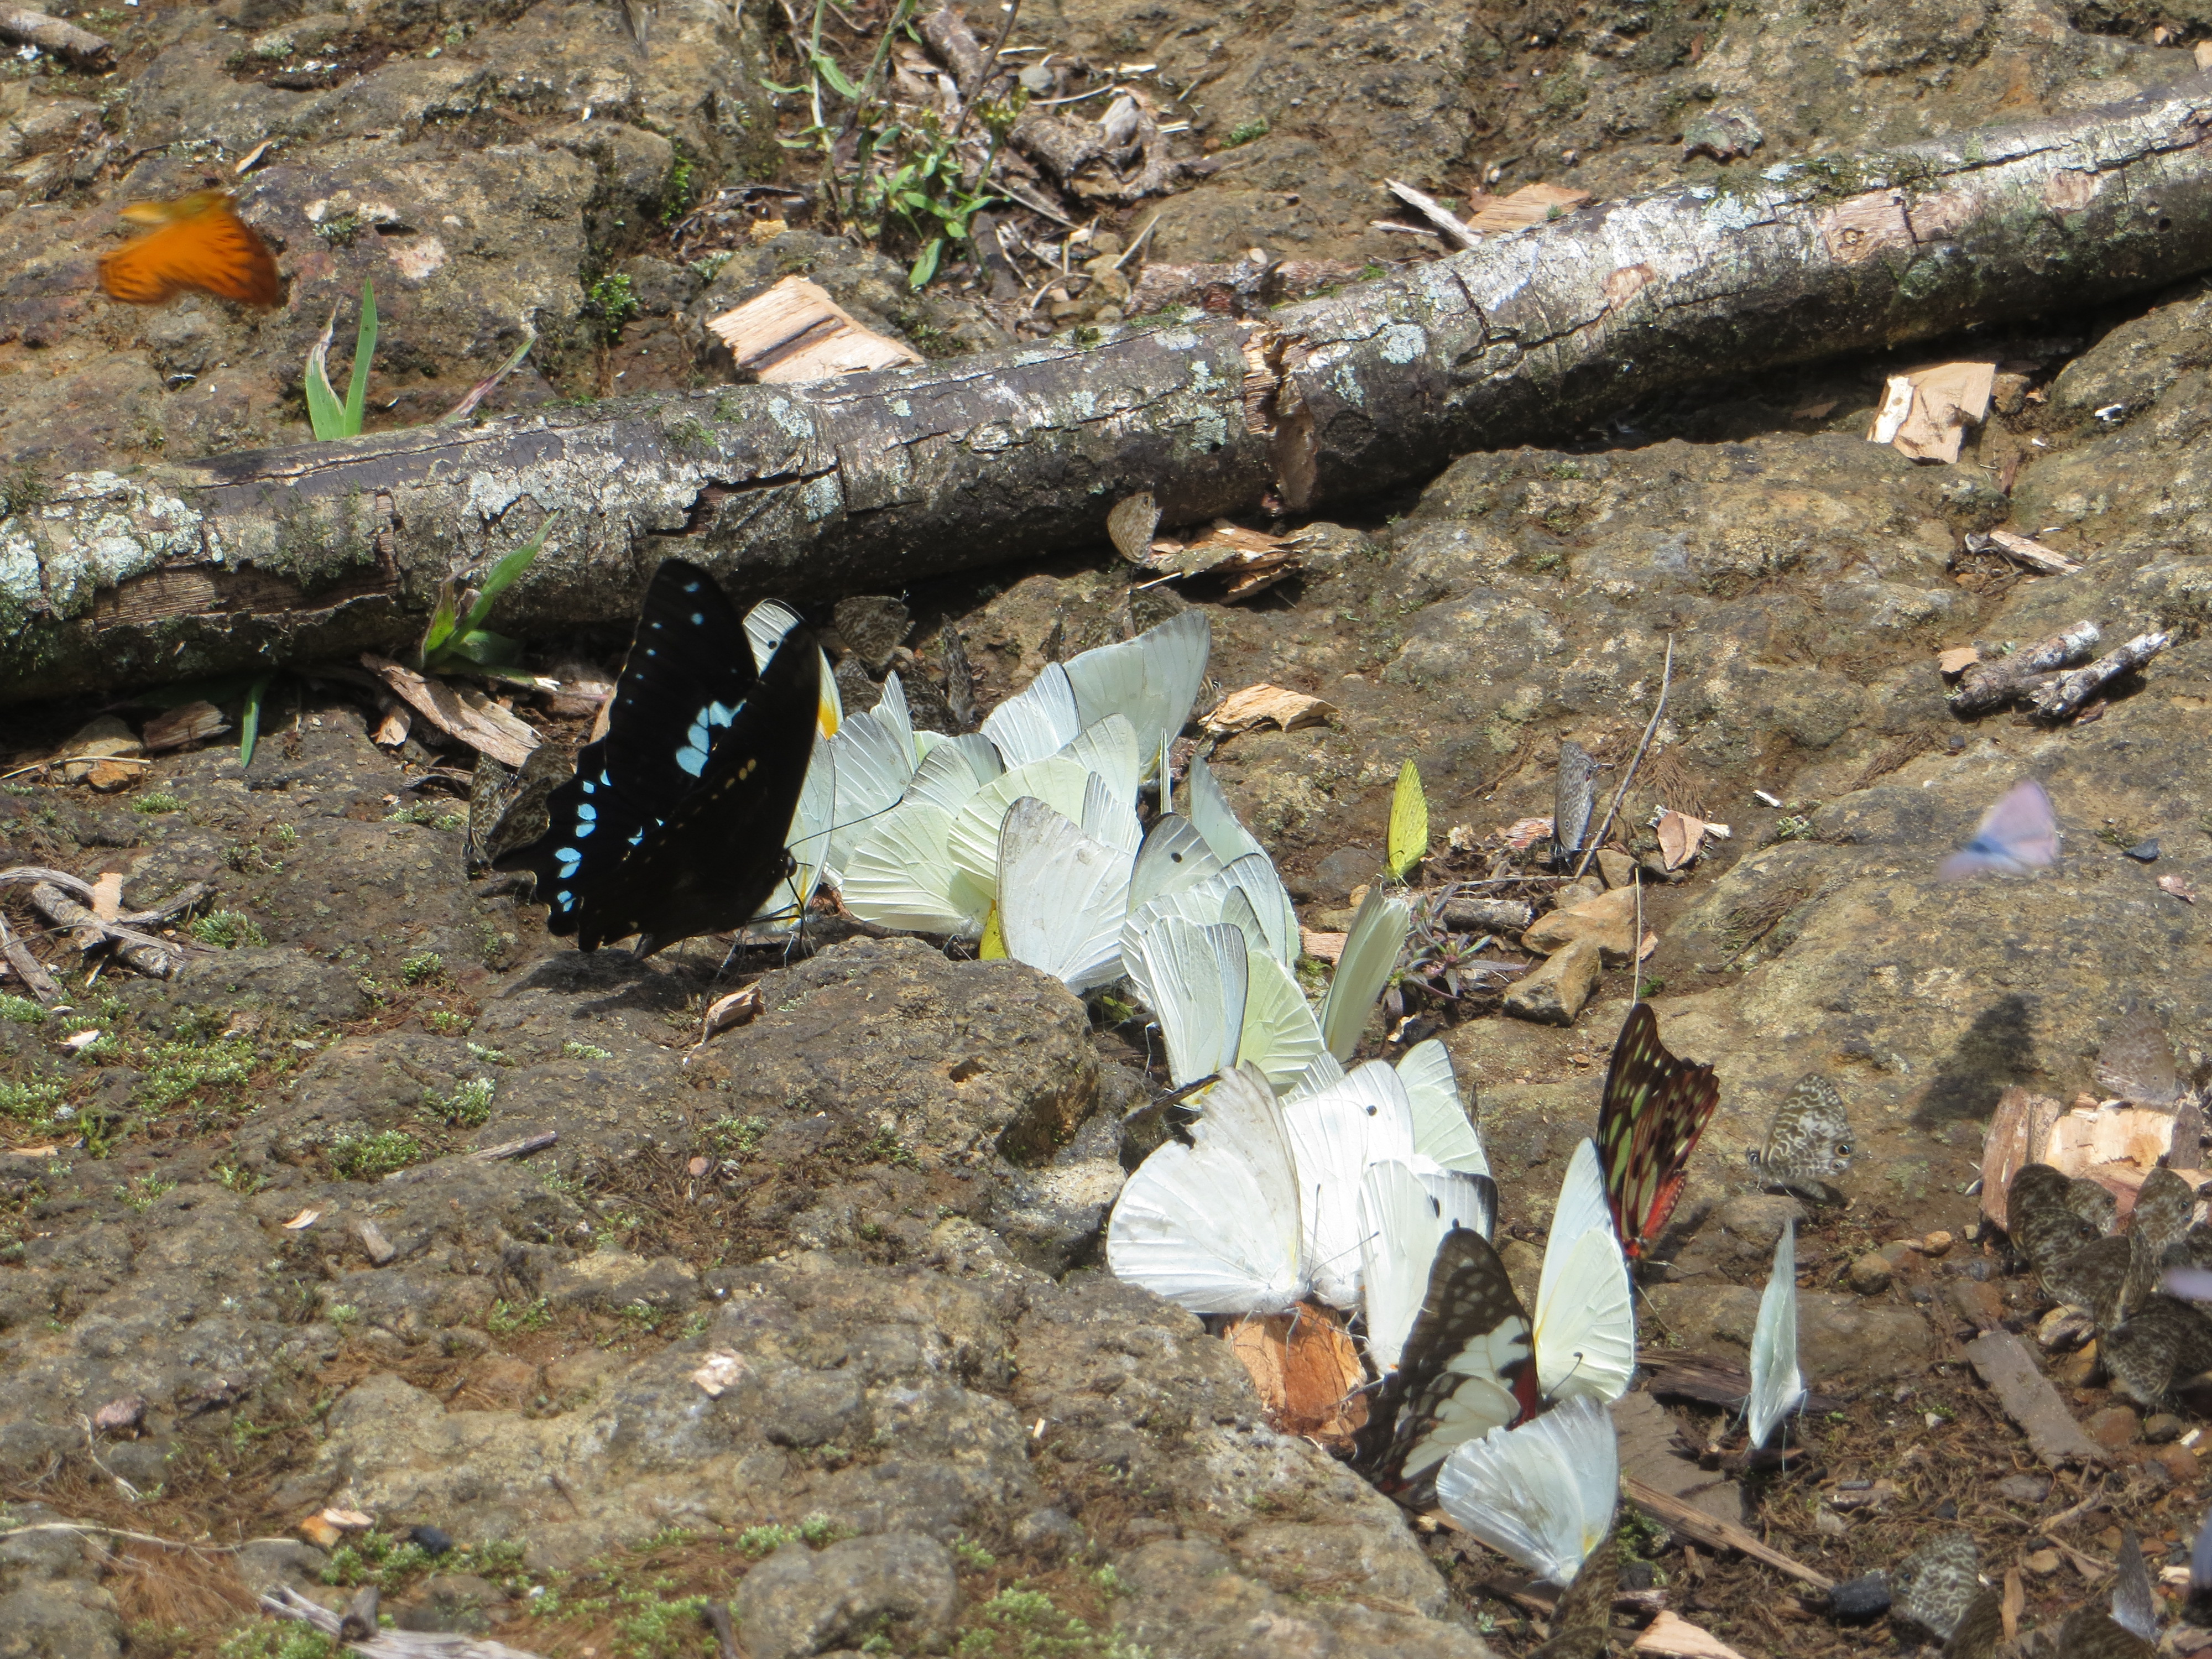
[
  {"left": 1745, "top": 1074, "right": 1853, "bottom": 1204},
  {"left": 496, "top": 559, "right": 821, "bottom": 956}
]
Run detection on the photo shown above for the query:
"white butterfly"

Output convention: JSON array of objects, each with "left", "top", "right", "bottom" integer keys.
[
  {"left": 1746, "top": 1222, "right": 1804, "bottom": 1448},
  {"left": 1320, "top": 884, "right": 1412, "bottom": 1060},
  {"left": 1532, "top": 1140, "right": 1636, "bottom": 1405},
  {"left": 1435, "top": 1394, "right": 1620, "bottom": 1587},
  {"left": 1134, "top": 916, "right": 1249, "bottom": 1087},
  {"left": 995, "top": 796, "right": 1133, "bottom": 994},
  {"left": 744, "top": 599, "right": 842, "bottom": 738},
  {"left": 1397, "top": 1038, "right": 1490, "bottom": 1178},
  {"left": 1105, "top": 1063, "right": 1310, "bottom": 1314},
  {"left": 1359, "top": 1158, "right": 1498, "bottom": 1373},
  {"left": 1285, "top": 1061, "right": 1421, "bottom": 1310},
  {"left": 982, "top": 612, "right": 1211, "bottom": 778}
]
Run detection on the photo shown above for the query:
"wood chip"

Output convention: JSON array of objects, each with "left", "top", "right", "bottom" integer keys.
[
  {"left": 89, "top": 872, "right": 123, "bottom": 924},
  {"left": 1937, "top": 646, "right": 1981, "bottom": 676},
  {"left": 364, "top": 655, "right": 541, "bottom": 767},
  {"left": 1964, "top": 1328, "right": 2103, "bottom": 1467},
  {"left": 1980, "top": 1086, "right": 2067, "bottom": 1232},
  {"left": 1634, "top": 1611, "right": 1749, "bottom": 1659},
  {"left": 1504, "top": 816, "right": 1553, "bottom": 851},
  {"left": 695, "top": 984, "right": 764, "bottom": 1049},
  {"left": 471, "top": 1130, "right": 557, "bottom": 1163},
  {"left": 142, "top": 700, "right": 230, "bottom": 752},
  {"left": 2159, "top": 873, "right": 2197, "bottom": 903},
  {"left": 7, "top": 1144, "right": 58, "bottom": 1158},
  {"left": 2001, "top": 1567, "right": 2023, "bottom": 1641},
  {"left": 1137, "top": 519, "right": 1305, "bottom": 599},
  {"left": 1968, "top": 528, "right": 2082, "bottom": 576},
  {"left": 1463, "top": 182, "right": 1594, "bottom": 233},
  {"left": 373, "top": 706, "right": 413, "bottom": 748},
  {"left": 282, "top": 1207, "right": 322, "bottom": 1230},
  {"left": 321, "top": 1507, "right": 374, "bottom": 1532},
  {"left": 1204, "top": 683, "right": 1338, "bottom": 737},
  {"left": 234, "top": 139, "right": 274, "bottom": 175},
  {"left": 706, "top": 275, "right": 925, "bottom": 382}
]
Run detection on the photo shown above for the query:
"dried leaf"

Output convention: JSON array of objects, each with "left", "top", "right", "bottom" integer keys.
[
  {"left": 1937, "top": 646, "right": 1981, "bottom": 676},
  {"left": 1138, "top": 519, "right": 1305, "bottom": 600},
  {"left": 691, "top": 1350, "right": 751, "bottom": 1399},
  {"left": 321, "top": 1508, "right": 374, "bottom": 1531},
  {"left": 2158, "top": 874, "right": 2197, "bottom": 903},
  {"left": 1632, "top": 1611, "right": 1750, "bottom": 1658},
  {"left": 373, "top": 706, "right": 413, "bottom": 748},
  {"left": 1656, "top": 810, "right": 1708, "bottom": 870},
  {"left": 365, "top": 655, "right": 541, "bottom": 768},
  {"left": 706, "top": 275, "right": 924, "bottom": 382},
  {"left": 1107, "top": 492, "right": 1162, "bottom": 562},
  {"left": 282, "top": 1207, "right": 323, "bottom": 1230},
  {"left": 1504, "top": 816, "right": 1554, "bottom": 851},
  {"left": 1463, "top": 182, "right": 1593, "bottom": 233},
  {"left": 2000, "top": 1568, "right": 2023, "bottom": 1642},
  {"left": 1225, "top": 1309, "right": 1368, "bottom": 1445},
  {"left": 1204, "top": 683, "right": 1339, "bottom": 737},
  {"left": 1871, "top": 361, "right": 1997, "bottom": 463}
]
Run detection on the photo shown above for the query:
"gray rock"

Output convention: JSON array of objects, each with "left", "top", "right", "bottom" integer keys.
[
  {"left": 734, "top": 1534, "right": 957, "bottom": 1659},
  {"left": 1717, "top": 1193, "right": 1806, "bottom": 1253},
  {"left": 1504, "top": 935, "right": 1601, "bottom": 1025}
]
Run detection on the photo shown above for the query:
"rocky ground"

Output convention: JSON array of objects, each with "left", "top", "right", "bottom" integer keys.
[{"left": 4, "top": 0, "right": 2212, "bottom": 1656}]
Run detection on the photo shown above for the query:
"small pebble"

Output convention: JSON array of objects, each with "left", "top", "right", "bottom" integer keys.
[
  {"left": 2125, "top": 839, "right": 2160, "bottom": 862},
  {"left": 1995, "top": 1473, "right": 2051, "bottom": 1503},
  {"left": 2085, "top": 1404, "right": 2142, "bottom": 1449},
  {"left": 2149, "top": 1444, "right": 2199, "bottom": 1485},
  {"left": 2146, "top": 1413, "right": 2187, "bottom": 1445},
  {"left": 2023, "top": 1548, "right": 2060, "bottom": 1575},
  {"left": 1827, "top": 1573, "right": 1891, "bottom": 1621},
  {"left": 1848, "top": 1254, "right": 1895, "bottom": 1294},
  {"left": 1920, "top": 1230, "right": 1953, "bottom": 1256},
  {"left": 409, "top": 1524, "right": 454, "bottom": 1556}
]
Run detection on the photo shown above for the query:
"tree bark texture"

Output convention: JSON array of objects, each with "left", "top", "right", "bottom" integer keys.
[{"left": 5, "top": 76, "right": 2212, "bottom": 705}]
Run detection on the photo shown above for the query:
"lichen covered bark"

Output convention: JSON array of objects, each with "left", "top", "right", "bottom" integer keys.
[{"left": 4, "top": 76, "right": 2210, "bottom": 704}]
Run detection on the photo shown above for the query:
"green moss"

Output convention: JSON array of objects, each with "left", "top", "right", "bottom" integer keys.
[
  {"left": 327, "top": 1128, "right": 425, "bottom": 1181},
  {"left": 190, "top": 911, "right": 268, "bottom": 949},
  {"left": 133, "top": 791, "right": 184, "bottom": 814},
  {"left": 139, "top": 1039, "right": 257, "bottom": 1111}
]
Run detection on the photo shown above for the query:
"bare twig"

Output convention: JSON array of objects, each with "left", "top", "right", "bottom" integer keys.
[
  {"left": 471, "top": 1130, "right": 559, "bottom": 1162},
  {"left": 259, "top": 1584, "right": 551, "bottom": 1657},
  {"left": 0, "top": 909, "right": 64, "bottom": 1005},
  {"left": 2030, "top": 630, "right": 2169, "bottom": 721},
  {"left": 950, "top": 0, "right": 1021, "bottom": 143},
  {"left": 1573, "top": 635, "right": 1673, "bottom": 881},
  {"left": 0, "top": 755, "right": 152, "bottom": 781},
  {"left": 1384, "top": 178, "right": 1479, "bottom": 250},
  {"left": 1950, "top": 620, "right": 2101, "bottom": 715}
]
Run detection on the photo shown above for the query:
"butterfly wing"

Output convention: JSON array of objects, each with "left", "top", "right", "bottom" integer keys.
[
  {"left": 1137, "top": 917, "right": 1249, "bottom": 1088},
  {"left": 1128, "top": 813, "right": 1225, "bottom": 910},
  {"left": 1186, "top": 755, "right": 1270, "bottom": 864},
  {"left": 980, "top": 661, "right": 1082, "bottom": 766},
  {"left": 1553, "top": 739, "right": 1598, "bottom": 864},
  {"left": 1062, "top": 609, "right": 1211, "bottom": 784},
  {"left": 568, "top": 626, "right": 822, "bottom": 952},
  {"left": 1107, "top": 1065, "right": 1307, "bottom": 1314},
  {"left": 1938, "top": 778, "right": 2058, "bottom": 879},
  {"left": 1745, "top": 1222, "right": 1804, "bottom": 1447},
  {"left": 997, "top": 797, "right": 1133, "bottom": 993},
  {"left": 1284, "top": 1061, "right": 1416, "bottom": 1310},
  {"left": 1597, "top": 1004, "right": 1720, "bottom": 1258},
  {"left": 1750, "top": 1073, "right": 1853, "bottom": 1200},
  {"left": 100, "top": 193, "right": 280, "bottom": 306},
  {"left": 1533, "top": 1140, "right": 1636, "bottom": 1404},
  {"left": 1398, "top": 1039, "right": 1489, "bottom": 1177},
  {"left": 1352, "top": 1228, "right": 1537, "bottom": 1498},
  {"left": 1319, "top": 883, "right": 1412, "bottom": 1060},
  {"left": 1238, "top": 952, "right": 1324, "bottom": 1091},
  {"left": 1434, "top": 1394, "right": 1620, "bottom": 1587}
]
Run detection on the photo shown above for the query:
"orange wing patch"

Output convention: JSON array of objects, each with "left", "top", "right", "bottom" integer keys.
[
  {"left": 1226, "top": 1306, "right": 1370, "bottom": 1447},
  {"left": 97, "top": 190, "right": 281, "bottom": 308}
]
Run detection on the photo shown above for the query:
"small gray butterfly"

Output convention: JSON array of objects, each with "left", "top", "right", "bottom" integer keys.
[
  {"left": 2096, "top": 1008, "right": 2181, "bottom": 1108},
  {"left": 1553, "top": 739, "right": 1597, "bottom": 865},
  {"left": 1746, "top": 1074, "right": 1852, "bottom": 1203},
  {"left": 1891, "top": 1530, "right": 1981, "bottom": 1643}
]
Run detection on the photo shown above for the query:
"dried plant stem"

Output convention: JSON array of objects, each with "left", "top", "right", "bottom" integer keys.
[{"left": 1574, "top": 635, "right": 1673, "bottom": 881}]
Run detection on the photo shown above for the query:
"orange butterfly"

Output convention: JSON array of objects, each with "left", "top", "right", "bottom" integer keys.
[{"left": 97, "top": 190, "right": 281, "bottom": 307}]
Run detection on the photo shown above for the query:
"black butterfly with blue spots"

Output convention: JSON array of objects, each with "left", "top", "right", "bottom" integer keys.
[{"left": 497, "top": 559, "right": 821, "bottom": 955}]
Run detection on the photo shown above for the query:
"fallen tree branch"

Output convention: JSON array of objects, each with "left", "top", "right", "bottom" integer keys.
[
  {"left": 259, "top": 1584, "right": 549, "bottom": 1657},
  {"left": 8, "top": 77, "right": 2212, "bottom": 703}
]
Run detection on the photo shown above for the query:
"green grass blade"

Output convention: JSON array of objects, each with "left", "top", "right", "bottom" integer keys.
[
  {"left": 341, "top": 279, "right": 377, "bottom": 437},
  {"left": 304, "top": 306, "right": 344, "bottom": 440},
  {"left": 458, "top": 514, "right": 556, "bottom": 637},
  {"left": 239, "top": 674, "right": 273, "bottom": 769}
]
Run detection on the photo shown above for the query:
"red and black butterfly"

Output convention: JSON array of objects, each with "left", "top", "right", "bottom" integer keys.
[
  {"left": 1352, "top": 1228, "right": 1540, "bottom": 1501},
  {"left": 1597, "top": 1003, "right": 1721, "bottom": 1260}
]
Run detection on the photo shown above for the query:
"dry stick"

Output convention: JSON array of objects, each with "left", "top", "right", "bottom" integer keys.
[
  {"left": 1949, "top": 620, "right": 2101, "bottom": 714},
  {"left": 0, "top": 754, "right": 154, "bottom": 781},
  {"left": 1573, "top": 635, "right": 1674, "bottom": 883},
  {"left": 0, "top": 1520, "right": 296, "bottom": 1553},
  {"left": 260, "top": 1584, "right": 551, "bottom": 1658},
  {"left": 2031, "top": 630, "right": 2171, "bottom": 720},
  {"left": 1621, "top": 1476, "right": 1836, "bottom": 1591},
  {"left": 0, "top": 909, "right": 64, "bottom": 1005}
]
